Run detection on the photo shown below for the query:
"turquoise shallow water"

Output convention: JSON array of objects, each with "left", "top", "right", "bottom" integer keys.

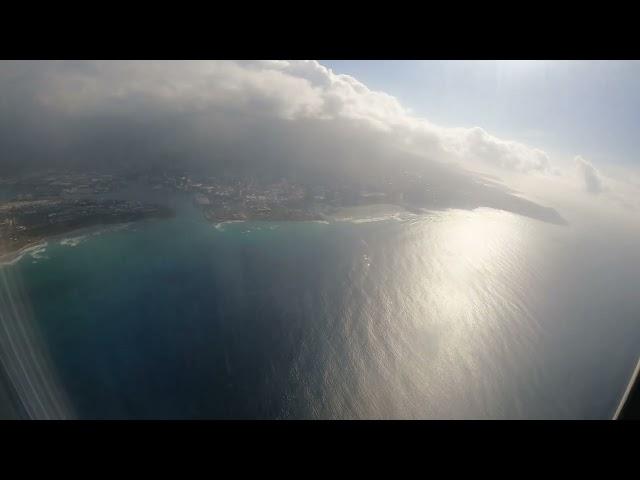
[{"left": 1, "top": 196, "right": 639, "bottom": 419}]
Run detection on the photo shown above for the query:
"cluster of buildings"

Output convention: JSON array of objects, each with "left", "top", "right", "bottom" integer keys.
[
  {"left": 0, "top": 197, "right": 172, "bottom": 255},
  {"left": 3, "top": 172, "right": 125, "bottom": 200},
  {"left": 145, "top": 171, "right": 406, "bottom": 206},
  {"left": 137, "top": 170, "right": 418, "bottom": 222},
  {"left": 0, "top": 167, "right": 426, "bottom": 251}
]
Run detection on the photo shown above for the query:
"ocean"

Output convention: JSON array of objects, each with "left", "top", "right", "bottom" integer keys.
[{"left": 1, "top": 194, "right": 639, "bottom": 419}]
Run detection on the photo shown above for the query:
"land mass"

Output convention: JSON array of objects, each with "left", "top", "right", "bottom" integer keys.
[
  {"left": 0, "top": 198, "right": 174, "bottom": 259},
  {"left": 0, "top": 164, "right": 567, "bottom": 259}
]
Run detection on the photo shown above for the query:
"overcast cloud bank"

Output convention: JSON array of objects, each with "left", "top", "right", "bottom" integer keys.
[{"left": 0, "top": 60, "right": 637, "bottom": 216}]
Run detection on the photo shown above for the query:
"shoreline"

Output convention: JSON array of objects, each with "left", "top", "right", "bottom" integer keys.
[
  {"left": 204, "top": 203, "right": 415, "bottom": 226},
  {"left": 0, "top": 239, "right": 48, "bottom": 266},
  {"left": 1, "top": 203, "right": 420, "bottom": 264},
  {"left": 0, "top": 221, "right": 140, "bottom": 267}
]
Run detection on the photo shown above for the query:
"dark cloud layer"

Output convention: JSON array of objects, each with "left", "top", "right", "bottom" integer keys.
[{"left": 0, "top": 60, "right": 567, "bottom": 224}]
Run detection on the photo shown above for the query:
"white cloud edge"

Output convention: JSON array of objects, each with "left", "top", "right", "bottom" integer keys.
[{"left": 4, "top": 59, "right": 639, "bottom": 208}]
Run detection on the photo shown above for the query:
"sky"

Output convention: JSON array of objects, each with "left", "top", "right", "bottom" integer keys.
[
  {"left": 322, "top": 61, "right": 640, "bottom": 170},
  {"left": 1, "top": 60, "right": 638, "bottom": 420},
  {"left": 1, "top": 60, "right": 639, "bottom": 217}
]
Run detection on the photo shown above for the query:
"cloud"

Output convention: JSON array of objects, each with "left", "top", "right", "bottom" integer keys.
[
  {"left": 574, "top": 155, "right": 606, "bottom": 194},
  {"left": 0, "top": 60, "right": 631, "bottom": 219},
  {"left": 438, "top": 126, "right": 553, "bottom": 174},
  {"left": 0, "top": 61, "right": 557, "bottom": 174}
]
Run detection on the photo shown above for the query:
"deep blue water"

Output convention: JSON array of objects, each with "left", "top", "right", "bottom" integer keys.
[{"left": 1, "top": 196, "right": 639, "bottom": 419}]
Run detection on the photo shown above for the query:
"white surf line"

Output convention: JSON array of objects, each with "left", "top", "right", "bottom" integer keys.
[
  {"left": 613, "top": 356, "right": 640, "bottom": 420},
  {"left": 0, "top": 242, "right": 48, "bottom": 267}
]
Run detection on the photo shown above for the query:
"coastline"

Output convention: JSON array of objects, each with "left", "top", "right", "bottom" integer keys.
[
  {"left": 0, "top": 221, "right": 137, "bottom": 267},
  {"left": 0, "top": 239, "right": 48, "bottom": 266},
  {"left": 1, "top": 203, "right": 416, "bottom": 265},
  {"left": 0, "top": 200, "right": 175, "bottom": 267}
]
